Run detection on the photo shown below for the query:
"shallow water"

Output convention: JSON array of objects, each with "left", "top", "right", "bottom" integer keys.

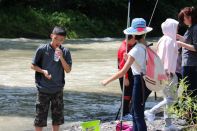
[{"left": 0, "top": 38, "right": 161, "bottom": 130}]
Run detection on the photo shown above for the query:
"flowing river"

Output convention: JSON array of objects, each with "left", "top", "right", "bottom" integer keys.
[{"left": 0, "top": 38, "right": 160, "bottom": 130}]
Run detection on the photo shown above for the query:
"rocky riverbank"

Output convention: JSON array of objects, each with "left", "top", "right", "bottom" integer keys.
[{"left": 57, "top": 118, "right": 190, "bottom": 131}]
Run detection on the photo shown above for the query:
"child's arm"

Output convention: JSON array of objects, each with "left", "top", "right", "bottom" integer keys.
[{"left": 101, "top": 55, "right": 134, "bottom": 86}]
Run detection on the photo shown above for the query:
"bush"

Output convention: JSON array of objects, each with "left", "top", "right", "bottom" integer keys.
[
  {"left": 169, "top": 78, "right": 197, "bottom": 125},
  {"left": 0, "top": 7, "right": 124, "bottom": 38},
  {"left": 0, "top": 7, "right": 50, "bottom": 38},
  {"left": 1, "top": 0, "right": 197, "bottom": 38}
]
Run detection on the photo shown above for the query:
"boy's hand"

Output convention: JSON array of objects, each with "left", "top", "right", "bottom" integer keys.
[
  {"left": 57, "top": 49, "right": 63, "bottom": 60},
  {"left": 42, "top": 70, "right": 52, "bottom": 80}
]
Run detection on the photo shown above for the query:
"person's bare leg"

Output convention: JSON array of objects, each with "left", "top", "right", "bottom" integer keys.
[
  {"left": 52, "top": 125, "right": 60, "bottom": 131},
  {"left": 35, "top": 126, "right": 43, "bottom": 131}
]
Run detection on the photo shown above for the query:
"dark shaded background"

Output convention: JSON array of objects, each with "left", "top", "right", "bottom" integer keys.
[{"left": 0, "top": 0, "right": 196, "bottom": 38}]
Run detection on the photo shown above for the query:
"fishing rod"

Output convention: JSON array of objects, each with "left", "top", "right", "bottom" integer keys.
[
  {"left": 145, "top": 0, "right": 159, "bottom": 101},
  {"left": 145, "top": 0, "right": 159, "bottom": 39},
  {"left": 120, "top": 0, "right": 132, "bottom": 130}
]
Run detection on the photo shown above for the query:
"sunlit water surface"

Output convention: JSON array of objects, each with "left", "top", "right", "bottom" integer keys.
[{"left": 0, "top": 38, "right": 160, "bottom": 130}]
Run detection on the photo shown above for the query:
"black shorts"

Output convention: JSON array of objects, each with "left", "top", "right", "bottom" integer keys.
[{"left": 34, "top": 90, "right": 64, "bottom": 127}]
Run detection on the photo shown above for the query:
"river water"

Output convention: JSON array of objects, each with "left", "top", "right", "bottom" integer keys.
[{"left": 0, "top": 38, "right": 160, "bottom": 130}]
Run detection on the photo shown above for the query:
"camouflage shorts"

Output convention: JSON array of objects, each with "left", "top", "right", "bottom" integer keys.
[{"left": 34, "top": 90, "right": 64, "bottom": 127}]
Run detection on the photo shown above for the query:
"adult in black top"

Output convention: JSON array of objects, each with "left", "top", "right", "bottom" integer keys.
[{"left": 177, "top": 6, "right": 197, "bottom": 97}]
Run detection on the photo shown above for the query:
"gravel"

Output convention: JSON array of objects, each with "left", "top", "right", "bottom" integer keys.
[{"left": 56, "top": 118, "right": 189, "bottom": 131}]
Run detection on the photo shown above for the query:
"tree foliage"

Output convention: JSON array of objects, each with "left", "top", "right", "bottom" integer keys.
[{"left": 0, "top": 0, "right": 197, "bottom": 38}]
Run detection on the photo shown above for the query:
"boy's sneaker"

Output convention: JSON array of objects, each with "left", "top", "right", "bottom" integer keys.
[
  {"left": 163, "top": 124, "right": 180, "bottom": 131},
  {"left": 144, "top": 110, "right": 155, "bottom": 122},
  {"left": 122, "top": 114, "right": 133, "bottom": 121}
]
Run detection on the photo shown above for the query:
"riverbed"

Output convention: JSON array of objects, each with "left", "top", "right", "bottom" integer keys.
[{"left": 0, "top": 38, "right": 161, "bottom": 130}]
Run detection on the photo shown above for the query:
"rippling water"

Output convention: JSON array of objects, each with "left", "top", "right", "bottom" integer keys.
[{"left": 0, "top": 38, "right": 160, "bottom": 130}]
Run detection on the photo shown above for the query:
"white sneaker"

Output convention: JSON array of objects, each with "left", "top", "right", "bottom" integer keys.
[
  {"left": 163, "top": 124, "right": 180, "bottom": 131},
  {"left": 122, "top": 114, "right": 133, "bottom": 121},
  {"left": 144, "top": 110, "right": 155, "bottom": 122}
]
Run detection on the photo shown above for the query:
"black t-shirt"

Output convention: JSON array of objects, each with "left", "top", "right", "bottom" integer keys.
[{"left": 32, "top": 43, "right": 72, "bottom": 93}]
